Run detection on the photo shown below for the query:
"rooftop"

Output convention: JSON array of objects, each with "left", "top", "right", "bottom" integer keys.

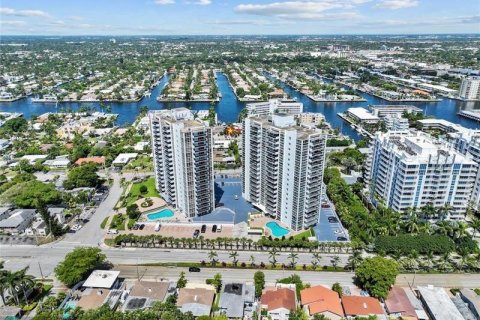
[
  {"left": 82, "top": 270, "right": 120, "bottom": 289},
  {"left": 261, "top": 287, "right": 296, "bottom": 312},
  {"left": 77, "top": 288, "right": 110, "bottom": 310},
  {"left": 129, "top": 280, "right": 171, "bottom": 301},
  {"left": 341, "top": 296, "right": 384, "bottom": 316},
  {"left": 385, "top": 286, "right": 417, "bottom": 318},
  {"left": 417, "top": 286, "right": 464, "bottom": 320},
  {"left": 347, "top": 107, "right": 380, "bottom": 121},
  {"left": 177, "top": 286, "right": 215, "bottom": 317},
  {"left": 300, "top": 285, "right": 344, "bottom": 317}
]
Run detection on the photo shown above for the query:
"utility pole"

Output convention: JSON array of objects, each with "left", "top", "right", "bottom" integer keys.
[{"left": 38, "top": 262, "right": 44, "bottom": 280}]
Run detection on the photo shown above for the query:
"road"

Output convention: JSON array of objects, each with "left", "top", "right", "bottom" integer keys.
[
  {"left": 115, "top": 265, "right": 480, "bottom": 288},
  {"left": 0, "top": 245, "right": 349, "bottom": 279},
  {"left": 61, "top": 172, "right": 122, "bottom": 246}
]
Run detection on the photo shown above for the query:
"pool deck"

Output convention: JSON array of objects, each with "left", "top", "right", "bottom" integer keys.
[
  {"left": 248, "top": 214, "right": 302, "bottom": 238},
  {"left": 115, "top": 222, "right": 234, "bottom": 239},
  {"left": 135, "top": 197, "right": 166, "bottom": 213}
]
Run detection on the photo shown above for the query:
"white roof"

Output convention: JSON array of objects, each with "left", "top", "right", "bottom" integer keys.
[
  {"left": 347, "top": 107, "right": 379, "bottom": 120},
  {"left": 112, "top": 153, "right": 138, "bottom": 165},
  {"left": 417, "top": 286, "right": 463, "bottom": 320},
  {"left": 83, "top": 270, "right": 120, "bottom": 289}
]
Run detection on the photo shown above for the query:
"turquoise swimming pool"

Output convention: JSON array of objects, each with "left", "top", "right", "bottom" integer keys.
[
  {"left": 146, "top": 208, "right": 174, "bottom": 220},
  {"left": 266, "top": 221, "right": 289, "bottom": 237}
]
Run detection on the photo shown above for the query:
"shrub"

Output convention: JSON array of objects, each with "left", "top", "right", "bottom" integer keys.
[
  {"left": 356, "top": 257, "right": 399, "bottom": 299},
  {"left": 139, "top": 185, "right": 148, "bottom": 194},
  {"left": 374, "top": 234, "right": 455, "bottom": 255}
]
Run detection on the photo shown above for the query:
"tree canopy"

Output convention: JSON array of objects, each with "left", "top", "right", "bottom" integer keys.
[
  {"left": 54, "top": 247, "right": 107, "bottom": 287},
  {"left": 63, "top": 163, "right": 101, "bottom": 190},
  {"left": 355, "top": 257, "right": 399, "bottom": 299}
]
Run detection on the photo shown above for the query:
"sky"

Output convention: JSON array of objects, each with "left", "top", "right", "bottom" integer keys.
[{"left": 0, "top": 0, "right": 479, "bottom": 35}]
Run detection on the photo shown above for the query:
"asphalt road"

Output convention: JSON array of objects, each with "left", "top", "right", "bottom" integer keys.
[{"left": 115, "top": 265, "right": 480, "bottom": 288}]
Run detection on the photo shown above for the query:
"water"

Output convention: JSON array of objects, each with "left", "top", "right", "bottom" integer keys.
[
  {"left": 1, "top": 72, "right": 478, "bottom": 140},
  {"left": 266, "top": 221, "right": 290, "bottom": 237},
  {"left": 146, "top": 208, "right": 174, "bottom": 220}
]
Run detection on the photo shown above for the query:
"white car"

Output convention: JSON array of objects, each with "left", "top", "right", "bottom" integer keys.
[{"left": 107, "top": 229, "right": 119, "bottom": 235}]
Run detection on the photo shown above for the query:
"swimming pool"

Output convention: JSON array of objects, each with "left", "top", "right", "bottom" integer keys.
[
  {"left": 146, "top": 208, "right": 174, "bottom": 220},
  {"left": 265, "top": 221, "right": 289, "bottom": 237}
]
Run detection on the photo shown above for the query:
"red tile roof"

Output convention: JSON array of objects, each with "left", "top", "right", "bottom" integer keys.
[
  {"left": 342, "top": 296, "right": 384, "bottom": 316},
  {"left": 74, "top": 156, "right": 106, "bottom": 166},
  {"left": 261, "top": 288, "right": 296, "bottom": 312},
  {"left": 300, "top": 286, "right": 344, "bottom": 317},
  {"left": 385, "top": 286, "right": 417, "bottom": 318}
]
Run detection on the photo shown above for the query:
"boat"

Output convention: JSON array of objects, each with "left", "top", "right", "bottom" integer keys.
[{"left": 31, "top": 94, "right": 58, "bottom": 103}]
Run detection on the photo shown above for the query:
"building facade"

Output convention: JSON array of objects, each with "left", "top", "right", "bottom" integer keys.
[
  {"left": 366, "top": 131, "right": 477, "bottom": 219},
  {"left": 246, "top": 99, "right": 303, "bottom": 117},
  {"left": 459, "top": 77, "right": 480, "bottom": 101},
  {"left": 242, "top": 114, "right": 327, "bottom": 230},
  {"left": 149, "top": 108, "right": 214, "bottom": 217}
]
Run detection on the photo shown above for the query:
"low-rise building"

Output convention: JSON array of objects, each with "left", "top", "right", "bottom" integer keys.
[
  {"left": 218, "top": 282, "right": 255, "bottom": 319},
  {"left": 112, "top": 153, "right": 138, "bottom": 167},
  {"left": 300, "top": 285, "right": 344, "bottom": 320},
  {"left": 74, "top": 156, "right": 106, "bottom": 166},
  {"left": 345, "top": 107, "right": 380, "bottom": 124},
  {"left": 77, "top": 270, "right": 122, "bottom": 311},
  {"left": 0, "top": 209, "right": 36, "bottom": 234},
  {"left": 417, "top": 286, "right": 463, "bottom": 320},
  {"left": 385, "top": 286, "right": 418, "bottom": 319},
  {"left": 246, "top": 99, "right": 303, "bottom": 117},
  {"left": 260, "top": 284, "right": 297, "bottom": 320},
  {"left": 341, "top": 296, "right": 385, "bottom": 319},
  {"left": 460, "top": 289, "right": 480, "bottom": 319},
  {"left": 369, "top": 105, "right": 422, "bottom": 117},
  {"left": 123, "top": 281, "right": 174, "bottom": 311},
  {"left": 44, "top": 155, "right": 70, "bottom": 168},
  {"left": 384, "top": 114, "right": 409, "bottom": 131},
  {"left": 176, "top": 284, "right": 215, "bottom": 317}
]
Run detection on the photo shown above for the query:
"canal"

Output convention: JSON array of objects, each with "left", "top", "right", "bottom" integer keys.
[{"left": 0, "top": 72, "right": 478, "bottom": 142}]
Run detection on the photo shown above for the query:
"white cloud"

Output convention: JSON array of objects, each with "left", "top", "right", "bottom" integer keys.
[
  {"left": 234, "top": 1, "right": 364, "bottom": 20},
  {"left": 155, "top": 0, "right": 175, "bottom": 4},
  {"left": 0, "top": 7, "right": 50, "bottom": 18},
  {"left": 1, "top": 20, "right": 27, "bottom": 27},
  {"left": 376, "top": 0, "right": 418, "bottom": 9},
  {"left": 194, "top": 0, "right": 212, "bottom": 5}
]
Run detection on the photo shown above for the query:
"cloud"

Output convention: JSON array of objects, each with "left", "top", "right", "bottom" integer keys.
[
  {"left": 0, "top": 7, "right": 50, "bottom": 18},
  {"left": 155, "top": 0, "right": 175, "bottom": 4},
  {"left": 194, "top": 0, "right": 212, "bottom": 4},
  {"left": 357, "top": 15, "right": 480, "bottom": 28},
  {"left": 0, "top": 20, "right": 27, "bottom": 27},
  {"left": 234, "top": 1, "right": 365, "bottom": 20},
  {"left": 376, "top": 0, "right": 418, "bottom": 9},
  {"left": 205, "top": 19, "right": 294, "bottom": 26}
]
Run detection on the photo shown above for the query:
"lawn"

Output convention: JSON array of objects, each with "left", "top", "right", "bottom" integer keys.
[
  {"left": 126, "top": 177, "right": 159, "bottom": 205},
  {"left": 110, "top": 214, "right": 126, "bottom": 231},
  {"left": 124, "top": 155, "right": 153, "bottom": 171},
  {"left": 100, "top": 217, "right": 109, "bottom": 229},
  {"left": 293, "top": 229, "right": 313, "bottom": 240}
]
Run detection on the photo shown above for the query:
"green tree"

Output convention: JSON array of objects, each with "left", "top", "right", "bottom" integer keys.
[
  {"left": 177, "top": 271, "right": 187, "bottom": 289},
  {"left": 229, "top": 251, "right": 239, "bottom": 266},
  {"left": 63, "top": 163, "right": 101, "bottom": 189},
  {"left": 54, "top": 247, "right": 107, "bottom": 287},
  {"left": 331, "top": 282, "right": 343, "bottom": 297},
  {"left": 355, "top": 257, "right": 399, "bottom": 299},
  {"left": 212, "top": 273, "right": 222, "bottom": 293},
  {"left": 253, "top": 271, "right": 265, "bottom": 297},
  {"left": 126, "top": 203, "right": 141, "bottom": 220}
]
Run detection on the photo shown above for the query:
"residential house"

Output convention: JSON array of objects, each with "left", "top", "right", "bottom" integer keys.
[
  {"left": 74, "top": 156, "right": 106, "bottom": 166},
  {"left": 0, "top": 209, "right": 36, "bottom": 234},
  {"left": 176, "top": 283, "right": 216, "bottom": 317},
  {"left": 260, "top": 284, "right": 297, "bottom": 320},
  {"left": 385, "top": 286, "right": 418, "bottom": 319},
  {"left": 417, "top": 286, "right": 464, "bottom": 320},
  {"left": 123, "top": 280, "right": 175, "bottom": 311},
  {"left": 218, "top": 282, "right": 256, "bottom": 319},
  {"left": 300, "top": 286, "right": 344, "bottom": 320},
  {"left": 341, "top": 296, "right": 385, "bottom": 319},
  {"left": 77, "top": 270, "right": 122, "bottom": 311}
]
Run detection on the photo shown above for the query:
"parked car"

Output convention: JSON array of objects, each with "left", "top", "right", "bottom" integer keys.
[
  {"left": 132, "top": 224, "right": 139, "bottom": 230},
  {"left": 328, "top": 217, "right": 339, "bottom": 223},
  {"left": 139, "top": 224, "right": 145, "bottom": 230},
  {"left": 201, "top": 224, "right": 207, "bottom": 233},
  {"left": 107, "top": 229, "right": 119, "bottom": 235},
  {"left": 212, "top": 225, "right": 217, "bottom": 232},
  {"left": 193, "top": 229, "right": 200, "bottom": 238},
  {"left": 217, "top": 225, "right": 222, "bottom": 232},
  {"left": 189, "top": 267, "right": 201, "bottom": 272},
  {"left": 337, "top": 236, "right": 348, "bottom": 241}
]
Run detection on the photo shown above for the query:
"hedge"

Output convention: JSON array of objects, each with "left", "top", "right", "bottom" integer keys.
[{"left": 374, "top": 234, "right": 455, "bottom": 255}]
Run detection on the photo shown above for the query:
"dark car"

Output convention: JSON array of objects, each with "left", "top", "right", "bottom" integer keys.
[
  {"left": 328, "top": 217, "right": 339, "bottom": 223},
  {"left": 189, "top": 267, "right": 201, "bottom": 272},
  {"left": 337, "top": 236, "right": 348, "bottom": 241},
  {"left": 201, "top": 224, "right": 207, "bottom": 233},
  {"left": 193, "top": 229, "right": 200, "bottom": 238},
  {"left": 321, "top": 203, "right": 330, "bottom": 208},
  {"left": 212, "top": 225, "right": 217, "bottom": 232},
  {"left": 139, "top": 224, "right": 145, "bottom": 230}
]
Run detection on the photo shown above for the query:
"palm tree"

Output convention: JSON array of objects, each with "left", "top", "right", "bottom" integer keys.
[
  {"left": 16, "top": 268, "right": 35, "bottom": 303},
  {"left": 229, "top": 251, "right": 239, "bottom": 267},
  {"left": 454, "top": 222, "right": 469, "bottom": 239},
  {"left": 405, "top": 211, "right": 420, "bottom": 234},
  {"left": 268, "top": 249, "right": 278, "bottom": 267},
  {"left": 347, "top": 250, "right": 363, "bottom": 271},
  {"left": 330, "top": 255, "right": 340, "bottom": 270},
  {"left": 249, "top": 255, "right": 255, "bottom": 267},
  {"left": 0, "top": 266, "right": 9, "bottom": 305},
  {"left": 470, "top": 218, "right": 480, "bottom": 238},
  {"left": 208, "top": 250, "right": 218, "bottom": 266},
  {"left": 288, "top": 253, "right": 298, "bottom": 269},
  {"left": 311, "top": 252, "right": 321, "bottom": 270},
  {"left": 421, "top": 204, "right": 436, "bottom": 220},
  {"left": 5, "top": 270, "right": 21, "bottom": 305}
]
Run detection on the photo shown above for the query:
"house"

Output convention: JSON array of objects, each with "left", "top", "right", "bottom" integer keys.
[
  {"left": 176, "top": 283, "right": 216, "bottom": 317},
  {"left": 112, "top": 153, "right": 138, "bottom": 167},
  {"left": 300, "top": 286, "right": 344, "bottom": 320},
  {"left": 74, "top": 156, "right": 106, "bottom": 166},
  {"left": 417, "top": 286, "right": 463, "bottom": 320},
  {"left": 460, "top": 289, "right": 480, "bottom": 319},
  {"left": 0, "top": 209, "right": 36, "bottom": 235},
  {"left": 20, "top": 154, "right": 47, "bottom": 165},
  {"left": 218, "top": 282, "right": 256, "bottom": 319},
  {"left": 123, "top": 280, "right": 174, "bottom": 311},
  {"left": 25, "top": 220, "right": 47, "bottom": 236},
  {"left": 44, "top": 155, "right": 70, "bottom": 168},
  {"left": 0, "top": 139, "right": 10, "bottom": 151},
  {"left": 77, "top": 270, "right": 122, "bottom": 311},
  {"left": 385, "top": 286, "right": 418, "bottom": 319},
  {"left": 0, "top": 207, "right": 14, "bottom": 221},
  {"left": 260, "top": 285, "right": 297, "bottom": 320},
  {"left": 48, "top": 207, "right": 66, "bottom": 224},
  {"left": 341, "top": 296, "right": 385, "bottom": 319}
]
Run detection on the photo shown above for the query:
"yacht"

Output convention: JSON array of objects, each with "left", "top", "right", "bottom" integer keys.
[{"left": 31, "top": 94, "right": 58, "bottom": 103}]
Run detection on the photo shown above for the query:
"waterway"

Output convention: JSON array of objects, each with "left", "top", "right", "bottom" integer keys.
[{"left": 0, "top": 72, "right": 478, "bottom": 141}]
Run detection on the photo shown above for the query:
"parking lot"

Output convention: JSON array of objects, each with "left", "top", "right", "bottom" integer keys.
[
  {"left": 313, "top": 193, "right": 350, "bottom": 242},
  {"left": 116, "top": 222, "right": 234, "bottom": 239}
]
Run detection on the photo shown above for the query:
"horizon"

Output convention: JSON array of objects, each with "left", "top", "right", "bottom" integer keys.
[{"left": 1, "top": 0, "right": 479, "bottom": 35}]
